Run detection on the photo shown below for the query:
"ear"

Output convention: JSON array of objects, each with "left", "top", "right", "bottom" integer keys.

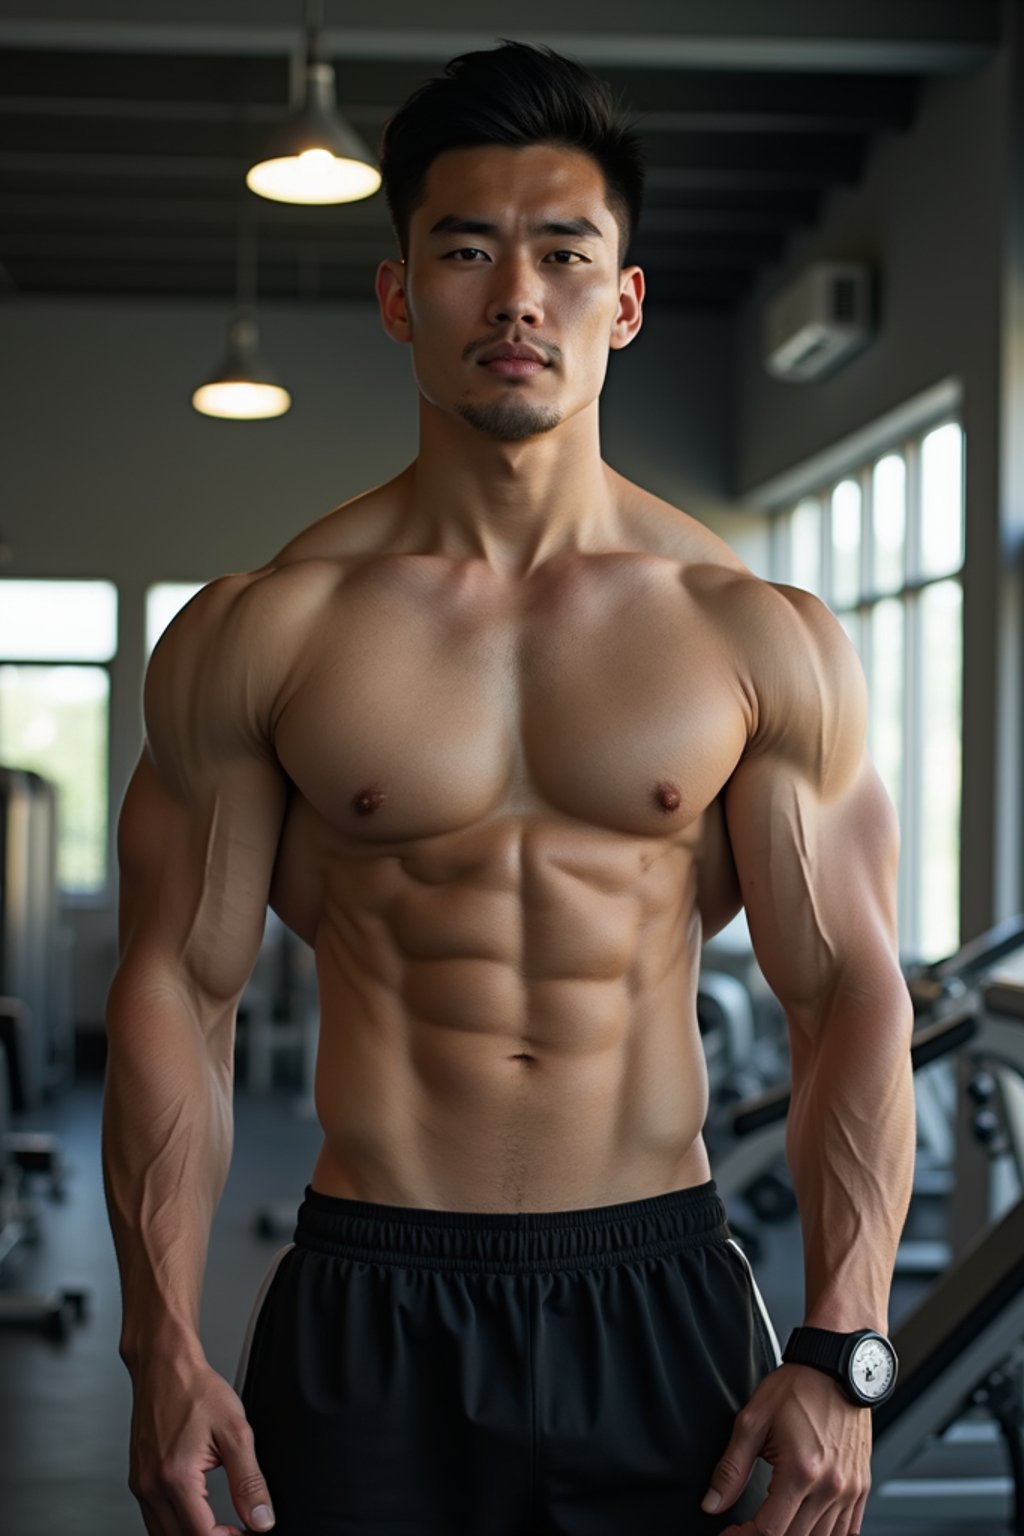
[
  {"left": 609, "top": 265, "right": 645, "bottom": 351},
  {"left": 376, "top": 258, "right": 412, "bottom": 344}
]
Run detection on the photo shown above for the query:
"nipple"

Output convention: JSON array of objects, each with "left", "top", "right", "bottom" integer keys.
[
  {"left": 654, "top": 780, "right": 681, "bottom": 813},
  {"left": 352, "top": 785, "right": 386, "bottom": 816}
]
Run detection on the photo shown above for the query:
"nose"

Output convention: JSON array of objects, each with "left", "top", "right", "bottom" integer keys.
[{"left": 485, "top": 252, "right": 544, "bottom": 329}]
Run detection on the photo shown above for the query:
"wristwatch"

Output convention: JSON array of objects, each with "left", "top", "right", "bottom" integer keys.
[{"left": 782, "top": 1327, "right": 899, "bottom": 1407}]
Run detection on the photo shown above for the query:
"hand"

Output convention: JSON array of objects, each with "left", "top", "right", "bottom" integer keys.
[
  {"left": 127, "top": 1353, "right": 276, "bottom": 1535},
  {"left": 702, "top": 1364, "right": 871, "bottom": 1536}
]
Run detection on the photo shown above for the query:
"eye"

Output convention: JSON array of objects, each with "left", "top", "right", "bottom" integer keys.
[
  {"left": 546, "top": 250, "right": 587, "bottom": 264},
  {"left": 444, "top": 247, "right": 488, "bottom": 261}
]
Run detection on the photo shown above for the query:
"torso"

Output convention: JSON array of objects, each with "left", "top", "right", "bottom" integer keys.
[{"left": 254, "top": 470, "right": 758, "bottom": 1212}]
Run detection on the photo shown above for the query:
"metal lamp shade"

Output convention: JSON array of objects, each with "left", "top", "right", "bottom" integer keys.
[
  {"left": 191, "top": 316, "right": 292, "bottom": 420},
  {"left": 246, "top": 63, "right": 382, "bottom": 205}
]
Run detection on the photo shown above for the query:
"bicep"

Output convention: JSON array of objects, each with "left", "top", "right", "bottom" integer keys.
[
  {"left": 115, "top": 743, "right": 288, "bottom": 1016},
  {"left": 723, "top": 748, "right": 901, "bottom": 1034},
  {"left": 115, "top": 574, "right": 289, "bottom": 1018}
]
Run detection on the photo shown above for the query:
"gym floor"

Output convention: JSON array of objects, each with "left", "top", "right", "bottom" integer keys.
[{"left": 0, "top": 1071, "right": 1006, "bottom": 1536}]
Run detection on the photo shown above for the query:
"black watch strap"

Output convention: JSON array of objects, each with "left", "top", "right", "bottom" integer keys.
[{"left": 783, "top": 1326, "right": 846, "bottom": 1376}]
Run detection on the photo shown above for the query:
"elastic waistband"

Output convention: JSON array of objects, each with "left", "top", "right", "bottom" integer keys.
[{"left": 292, "top": 1180, "right": 731, "bottom": 1275}]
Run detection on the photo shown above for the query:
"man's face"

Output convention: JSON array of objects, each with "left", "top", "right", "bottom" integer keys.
[{"left": 377, "top": 142, "right": 643, "bottom": 443}]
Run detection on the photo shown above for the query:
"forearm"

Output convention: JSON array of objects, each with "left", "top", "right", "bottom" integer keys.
[
  {"left": 785, "top": 978, "right": 916, "bottom": 1333},
  {"left": 102, "top": 963, "right": 234, "bottom": 1377}
]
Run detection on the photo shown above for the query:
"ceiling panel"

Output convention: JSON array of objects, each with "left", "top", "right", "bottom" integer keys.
[{"left": 0, "top": 1, "right": 1004, "bottom": 311}]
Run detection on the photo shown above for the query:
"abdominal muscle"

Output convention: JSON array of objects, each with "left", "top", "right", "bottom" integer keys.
[{"left": 302, "top": 830, "right": 718, "bottom": 1215}]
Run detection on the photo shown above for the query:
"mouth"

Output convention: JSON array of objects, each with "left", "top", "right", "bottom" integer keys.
[{"left": 479, "top": 358, "right": 548, "bottom": 378}]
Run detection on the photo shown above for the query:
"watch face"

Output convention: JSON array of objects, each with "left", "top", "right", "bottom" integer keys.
[{"left": 850, "top": 1336, "right": 896, "bottom": 1401}]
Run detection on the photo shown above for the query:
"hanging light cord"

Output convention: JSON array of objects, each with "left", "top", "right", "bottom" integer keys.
[
  {"left": 235, "top": 200, "right": 258, "bottom": 319},
  {"left": 305, "top": 0, "right": 326, "bottom": 66}
]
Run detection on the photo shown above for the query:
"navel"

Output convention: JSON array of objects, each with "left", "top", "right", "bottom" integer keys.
[
  {"left": 352, "top": 785, "right": 386, "bottom": 816},
  {"left": 654, "top": 780, "right": 682, "bottom": 813}
]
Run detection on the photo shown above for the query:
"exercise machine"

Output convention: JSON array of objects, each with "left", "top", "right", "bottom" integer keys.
[
  {"left": 0, "top": 766, "right": 89, "bottom": 1338},
  {"left": 869, "top": 1190, "right": 1024, "bottom": 1529}
]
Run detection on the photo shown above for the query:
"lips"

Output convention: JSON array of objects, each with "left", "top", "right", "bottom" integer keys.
[{"left": 477, "top": 343, "right": 548, "bottom": 366}]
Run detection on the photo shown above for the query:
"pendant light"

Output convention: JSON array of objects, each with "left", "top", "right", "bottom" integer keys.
[
  {"left": 246, "top": 0, "right": 382, "bottom": 206},
  {"left": 191, "top": 205, "right": 292, "bottom": 421}
]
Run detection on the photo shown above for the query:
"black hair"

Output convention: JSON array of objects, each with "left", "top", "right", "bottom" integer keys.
[{"left": 378, "top": 39, "right": 645, "bottom": 268}]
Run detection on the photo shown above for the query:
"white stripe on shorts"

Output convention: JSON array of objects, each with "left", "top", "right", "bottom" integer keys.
[
  {"left": 234, "top": 1243, "right": 296, "bottom": 1397},
  {"left": 727, "top": 1236, "right": 783, "bottom": 1367}
]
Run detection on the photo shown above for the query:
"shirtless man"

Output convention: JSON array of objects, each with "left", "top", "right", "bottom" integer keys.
[{"left": 102, "top": 38, "right": 916, "bottom": 1536}]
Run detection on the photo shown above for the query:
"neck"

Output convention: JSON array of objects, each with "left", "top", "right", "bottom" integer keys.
[{"left": 400, "top": 397, "right": 624, "bottom": 578}]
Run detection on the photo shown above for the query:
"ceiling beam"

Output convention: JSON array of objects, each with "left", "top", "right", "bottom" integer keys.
[
  {"left": 0, "top": 0, "right": 1001, "bottom": 75},
  {"left": 0, "top": 52, "right": 922, "bottom": 129},
  {"left": 0, "top": 90, "right": 917, "bottom": 138},
  {"left": 0, "top": 192, "right": 818, "bottom": 236}
]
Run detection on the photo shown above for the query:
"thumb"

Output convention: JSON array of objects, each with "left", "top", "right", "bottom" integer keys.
[
  {"left": 225, "top": 1444, "right": 275, "bottom": 1532},
  {"left": 701, "top": 1415, "right": 761, "bottom": 1515}
]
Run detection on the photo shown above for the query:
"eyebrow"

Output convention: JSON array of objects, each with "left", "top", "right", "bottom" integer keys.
[{"left": 427, "top": 214, "right": 604, "bottom": 240}]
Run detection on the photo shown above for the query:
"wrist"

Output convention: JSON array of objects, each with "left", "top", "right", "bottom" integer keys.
[
  {"left": 803, "top": 1299, "right": 889, "bottom": 1333},
  {"left": 120, "top": 1317, "right": 206, "bottom": 1376}
]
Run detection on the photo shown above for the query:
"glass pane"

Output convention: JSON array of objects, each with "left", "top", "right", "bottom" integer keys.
[
  {"left": 872, "top": 454, "right": 906, "bottom": 594},
  {"left": 919, "top": 423, "right": 964, "bottom": 577},
  {"left": 869, "top": 600, "right": 903, "bottom": 822},
  {"left": 0, "top": 580, "right": 118, "bottom": 662},
  {"left": 147, "top": 582, "right": 207, "bottom": 658},
  {"left": 789, "top": 499, "right": 822, "bottom": 594},
  {"left": 838, "top": 609, "right": 863, "bottom": 659},
  {"left": 917, "top": 581, "right": 962, "bottom": 960},
  {"left": 0, "top": 664, "right": 110, "bottom": 894},
  {"left": 830, "top": 479, "right": 862, "bottom": 608}
]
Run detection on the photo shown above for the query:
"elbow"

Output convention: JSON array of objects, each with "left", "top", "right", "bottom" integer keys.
[{"left": 785, "top": 956, "right": 913, "bottom": 1063}]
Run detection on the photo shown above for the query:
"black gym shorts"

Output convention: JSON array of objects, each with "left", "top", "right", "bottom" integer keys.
[{"left": 235, "top": 1179, "right": 781, "bottom": 1535}]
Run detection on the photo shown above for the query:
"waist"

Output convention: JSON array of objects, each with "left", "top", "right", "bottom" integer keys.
[{"left": 291, "top": 1178, "right": 730, "bottom": 1274}]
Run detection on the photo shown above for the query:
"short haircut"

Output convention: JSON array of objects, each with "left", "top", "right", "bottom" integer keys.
[{"left": 378, "top": 39, "right": 645, "bottom": 268}]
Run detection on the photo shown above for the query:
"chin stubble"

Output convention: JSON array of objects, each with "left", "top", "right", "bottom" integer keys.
[{"left": 455, "top": 395, "right": 564, "bottom": 442}]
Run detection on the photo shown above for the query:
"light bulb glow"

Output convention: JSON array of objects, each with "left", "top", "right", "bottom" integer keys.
[
  {"left": 246, "top": 153, "right": 382, "bottom": 205},
  {"left": 298, "top": 147, "right": 334, "bottom": 171},
  {"left": 192, "top": 381, "right": 292, "bottom": 420}
]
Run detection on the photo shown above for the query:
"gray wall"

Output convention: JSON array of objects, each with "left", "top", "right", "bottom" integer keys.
[
  {"left": 0, "top": 293, "right": 751, "bottom": 1029},
  {"left": 731, "top": 9, "right": 1023, "bottom": 942}
]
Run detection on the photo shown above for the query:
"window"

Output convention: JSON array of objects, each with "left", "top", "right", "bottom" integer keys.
[
  {"left": 0, "top": 580, "right": 118, "bottom": 898},
  {"left": 770, "top": 420, "right": 965, "bottom": 963},
  {"left": 145, "top": 581, "right": 207, "bottom": 659}
]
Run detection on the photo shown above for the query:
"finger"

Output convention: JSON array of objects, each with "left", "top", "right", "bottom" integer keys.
[
  {"left": 724, "top": 1466, "right": 823, "bottom": 1536},
  {"left": 813, "top": 1470, "right": 869, "bottom": 1536},
  {"left": 138, "top": 1496, "right": 178, "bottom": 1536},
  {"left": 218, "top": 1424, "right": 276, "bottom": 1534},
  {"left": 803, "top": 1495, "right": 849, "bottom": 1536},
  {"left": 141, "top": 1483, "right": 224, "bottom": 1536},
  {"left": 701, "top": 1409, "right": 764, "bottom": 1516},
  {"left": 163, "top": 1470, "right": 247, "bottom": 1536},
  {"left": 847, "top": 1484, "right": 870, "bottom": 1536},
  {"left": 835, "top": 1486, "right": 872, "bottom": 1536}
]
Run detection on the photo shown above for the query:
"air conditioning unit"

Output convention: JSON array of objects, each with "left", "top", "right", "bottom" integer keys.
[{"left": 761, "top": 261, "right": 874, "bottom": 382}]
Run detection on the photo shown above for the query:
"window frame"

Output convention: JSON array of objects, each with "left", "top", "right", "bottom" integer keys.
[{"left": 768, "top": 414, "right": 965, "bottom": 963}]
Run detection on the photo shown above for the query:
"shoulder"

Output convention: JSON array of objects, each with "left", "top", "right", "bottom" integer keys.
[
  {"left": 143, "top": 562, "right": 333, "bottom": 791},
  {"left": 703, "top": 574, "right": 868, "bottom": 797}
]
